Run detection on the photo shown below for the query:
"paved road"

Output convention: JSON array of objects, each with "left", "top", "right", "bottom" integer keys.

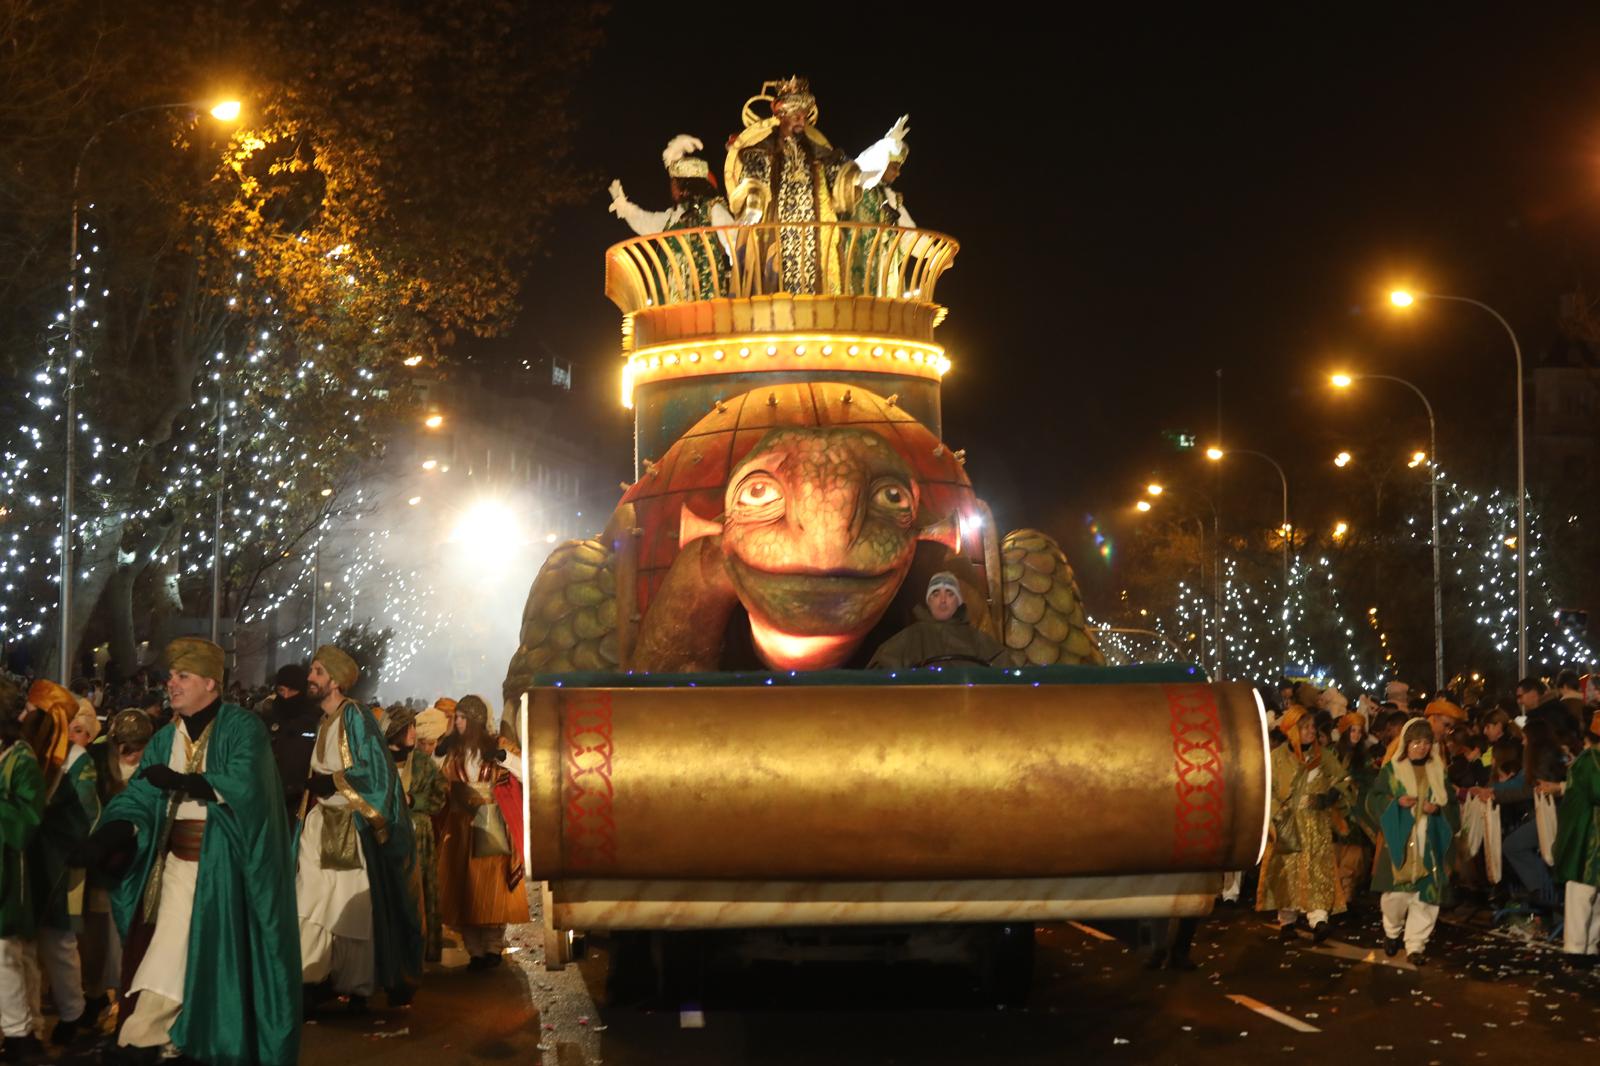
[{"left": 287, "top": 895, "right": 1598, "bottom": 1065}]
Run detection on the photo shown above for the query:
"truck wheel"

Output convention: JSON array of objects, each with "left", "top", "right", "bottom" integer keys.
[
  {"left": 982, "top": 923, "right": 1035, "bottom": 1007},
  {"left": 604, "top": 931, "right": 656, "bottom": 1006}
]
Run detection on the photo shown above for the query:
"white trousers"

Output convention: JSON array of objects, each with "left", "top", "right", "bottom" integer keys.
[
  {"left": 1277, "top": 907, "right": 1329, "bottom": 927},
  {"left": 297, "top": 804, "right": 377, "bottom": 996},
  {"left": 37, "top": 928, "right": 85, "bottom": 1023},
  {"left": 1565, "top": 881, "right": 1600, "bottom": 956},
  {"left": 0, "top": 938, "right": 36, "bottom": 1038},
  {"left": 120, "top": 854, "right": 199, "bottom": 1050},
  {"left": 460, "top": 925, "right": 505, "bottom": 957},
  {"left": 1380, "top": 891, "right": 1439, "bottom": 955},
  {"left": 1220, "top": 871, "right": 1242, "bottom": 902}
]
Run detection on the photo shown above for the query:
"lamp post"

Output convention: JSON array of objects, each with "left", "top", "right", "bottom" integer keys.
[
  {"left": 1208, "top": 446, "right": 1291, "bottom": 676},
  {"left": 58, "top": 98, "right": 240, "bottom": 681},
  {"left": 1141, "top": 483, "right": 1225, "bottom": 679},
  {"left": 1390, "top": 289, "right": 1525, "bottom": 680},
  {"left": 1331, "top": 371, "right": 1444, "bottom": 691}
]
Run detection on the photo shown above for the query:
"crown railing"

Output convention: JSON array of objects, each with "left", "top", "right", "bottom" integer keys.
[{"left": 604, "top": 221, "right": 959, "bottom": 315}]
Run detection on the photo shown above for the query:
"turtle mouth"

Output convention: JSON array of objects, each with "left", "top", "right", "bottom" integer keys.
[{"left": 726, "top": 559, "right": 903, "bottom": 637}]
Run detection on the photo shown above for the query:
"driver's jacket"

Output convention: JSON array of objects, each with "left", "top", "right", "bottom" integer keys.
[{"left": 866, "top": 603, "right": 1006, "bottom": 669}]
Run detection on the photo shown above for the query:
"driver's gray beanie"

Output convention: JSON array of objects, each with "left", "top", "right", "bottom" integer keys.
[{"left": 926, "top": 571, "right": 962, "bottom": 606}]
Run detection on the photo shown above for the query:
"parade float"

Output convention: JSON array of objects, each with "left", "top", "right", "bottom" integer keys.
[{"left": 502, "top": 78, "right": 1270, "bottom": 994}]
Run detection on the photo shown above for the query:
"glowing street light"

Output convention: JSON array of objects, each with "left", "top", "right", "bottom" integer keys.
[
  {"left": 421, "top": 459, "right": 438, "bottom": 471},
  {"left": 1384, "top": 284, "right": 1527, "bottom": 678},
  {"left": 402, "top": 355, "right": 423, "bottom": 367},
  {"left": 424, "top": 413, "right": 444, "bottom": 429},
  {"left": 407, "top": 496, "right": 422, "bottom": 506},
  {"left": 1135, "top": 499, "right": 1153, "bottom": 512},
  {"left": 1207, "top": 444, "right": 1292, "bottom": 674},
  {"left": 61, "top": 95, "right": 246, "bottom": 671},
  {"left": 1327, "top": 368, "right": 1445, "bottom": 689},
  {"left": 1334, "top": 451, "right": 1352, "bottom": 468},
  {"left": 1146, "top": 482, "right": 1164, "bottom": 497},
  {"left": 1333, "top": 520, "right": 1349, "bottom": 540}
]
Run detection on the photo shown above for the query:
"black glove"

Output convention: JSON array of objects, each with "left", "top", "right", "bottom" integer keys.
[
  {"left": 73, "top": 819, "right": 137, "bottom": 876},
  {"left": 137, "top": 764, "right": 216, "bottom": 803},
  {"left": 307, "top": 771, "right": 337, "bottom": 799},
  {"left": 137, "top": 764, "right": 185, "bottom": 792}
]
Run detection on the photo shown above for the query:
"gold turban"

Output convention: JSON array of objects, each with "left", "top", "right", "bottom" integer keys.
[
  {"left": 1425, "top": 697, "right": 1465, "bottom": 722},
  {"left": 24, "top": 680, "right": 73, "bottom": 778},
  {"left": 164, "top": 636, "right": 224, "bottom": 686},
  {"left": 314, "top": 645, "right": 360, "bottom": 693},
  {"left": 384, "top": 705, "right": 417, "bottom": 744},
  {"left": 415, "top": 708, "right": 449, "bottom": 743},
  {"left": 456, "top": 695, "right": 490, "bottom": 730},
  {"left": 108, "top": 708, "right": 155, "bottom": 748},
  {"left": 72, "top": 696, "right": 101, "bottom": 745},
  {"left": 434, "top": 697, "right": 457, "bottom": 715}
]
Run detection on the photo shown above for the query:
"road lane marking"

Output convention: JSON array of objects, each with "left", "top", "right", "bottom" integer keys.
[
  {"left": 1068, "top": 921, "right": 1117, "bottom": 942},
  {"left": 1300, "top": 940, "right": 1415, "bottom": 970},
  {"left": 1226, "top": 994, "right": 1321, "bottom": 1033}
]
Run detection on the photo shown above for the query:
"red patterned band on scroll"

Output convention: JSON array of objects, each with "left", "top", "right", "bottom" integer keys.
[
  {"left": 563, "top": 691, "right": 617, "bottom": 868},
  {"left": 1167, "top": 684, "right": 1225, "bottom": 867}
]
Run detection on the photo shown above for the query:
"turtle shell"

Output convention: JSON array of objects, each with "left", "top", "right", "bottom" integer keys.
[{"left": 621, "top": 382, "right": 980, "bottom": 617}]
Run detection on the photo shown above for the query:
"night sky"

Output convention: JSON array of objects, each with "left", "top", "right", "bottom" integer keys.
[{"left": 494, "top": 8, "right": 1600, "bottom": 597}]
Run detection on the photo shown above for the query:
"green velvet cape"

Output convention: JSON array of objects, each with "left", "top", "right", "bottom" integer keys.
[
  {"left": 1555, "top": 746, "right": 1600, "bottom": 887},
  {"left": 32, "top": 749, "right": 99, "bottom": 931},
  {"left": 294, "top": 701, "right": 421, "bottom": 991},
  {"left": 0, "top": 743, "right": 44, "bottom": 938},
  {"left": 104, "top": 704, "right": 301, "bottom": 1066},
  {"left": 1363, "top": 761, "right": 1459, "bottom": 904}
]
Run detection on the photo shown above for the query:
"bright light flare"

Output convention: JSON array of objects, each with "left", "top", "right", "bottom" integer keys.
[
  {"left": 1333, "top": 520, "right": 1349, "bottom": 539},
  {"left": 1135, "top": 500, "right": 1152, "bottom": 512},
  {"left": 421, "top": 459, "right": 437, "bottom": 471},
  {"left": 1330, "top": 373, "right": 1353, "bottom": 388},
  {"left": 403, "top": 355, "right": 423, "bottom": 367},
  {"left": 1389, "top": 289, "right": 1416, "bottom": 308},
  {"left": 209, "top": 100, "right": 242, "bottom": 122},
  {"left": 1408, "top": 450, "right": 1427, "bottom": 468},
  {"left": 407, "top": 496, "right": 422, "bottom": 506},
  {"left": 447, "top": 498, "right": 529, "bottom": 559},
  {"left": 424, "top": 413, "right": 443, "bottom": 429},
  {"left": 1145, "top": 483, "right": 1164, "bottom": 497},
  {"left": 1204, "top": 447, "right": 1224, "bottom": 461},
  {"left": 1334, "top": 451, "right": 1352, "bottom": 468}
]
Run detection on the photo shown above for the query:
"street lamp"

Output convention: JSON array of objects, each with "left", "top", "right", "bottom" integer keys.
[
  {"left": 59, "top": 97, "right": 241, "bottom": 680},
  {"left": 1334, "top": 450, "right": 1352, "bottom": 468},
  {"left": 1331, "top": 369, "right": 1444, "bottom": 690},
  {"left": 1208, "top": 446, "right": 1291, "bottom": 675},
  {"left": 1389, "top": 288, "right": 1526, "bottom": 680},
  {"left": 1139, "top": 481, "right": 1225, "bottom": 679}
]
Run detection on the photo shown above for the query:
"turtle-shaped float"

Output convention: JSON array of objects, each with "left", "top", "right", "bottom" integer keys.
[{"left": 503, "top": 382, "right": 1102, "bottom": 695}]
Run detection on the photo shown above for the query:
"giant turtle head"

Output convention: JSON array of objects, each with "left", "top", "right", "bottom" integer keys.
[{"left": 681, "top": 425, "right": 953, "bottom": 670}]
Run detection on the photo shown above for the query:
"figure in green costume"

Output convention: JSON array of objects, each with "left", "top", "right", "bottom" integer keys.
[
  {"left": 0, "top": 681, "right": 47, "bottom": 1060},
  {"left": 384, "top": 706, "right": 447, "bottom": 964},
  {"left": 23, "top": 678, "right": 97, "bottom": 1047},
  {"left": 297, "top": 645, "right": 420, "bottom": 1009},
  {"left": 1553, "top": 709, "right": 1600, "bottom": 965},
  {"left": 81, "top": 637, "right": 301, "bottom": 1066},
  {"left": 1364, "top": 717, "right": 1458, "bottom": 966}
]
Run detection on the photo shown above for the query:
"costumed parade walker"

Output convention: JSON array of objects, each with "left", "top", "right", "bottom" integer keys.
[{"left": 502, "top": 77, "right": 1274, "bottom": 992}]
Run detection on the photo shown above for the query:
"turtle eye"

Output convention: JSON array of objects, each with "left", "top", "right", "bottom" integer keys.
[
  {"left": 732, "top": 474, "right": 785, "bottom": 515},
  {"left": 869, "top": 478, "right": 915, "bottom": 524}
]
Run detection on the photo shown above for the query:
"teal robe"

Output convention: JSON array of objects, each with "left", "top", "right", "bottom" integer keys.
[
  {"left": 1364, "top": 760, "right": 1459, "bottom": 904},
  {"left": 296, "top": 701, "right": 421, "bottom": 990},
  {"left": 104, "top": 704, "right": 300, "bottom": 1066},
  {"left": 32, "top": 750, "right": 99, "bottom": 931},
  {"left": 1554, "top": 746, "right": 1600, "bottom": 887},
  {"left": 0, "top": 743, "right": 45, "bottom": 938}
]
